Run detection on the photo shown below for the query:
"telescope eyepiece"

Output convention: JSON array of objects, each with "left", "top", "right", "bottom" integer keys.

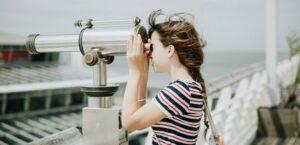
[{"left": 144, "top": 43, "right": 153, "bottom": 54}]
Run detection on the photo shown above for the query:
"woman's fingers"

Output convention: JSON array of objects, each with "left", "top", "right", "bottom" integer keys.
[
  {"left": 127, "top": 35, "right": 133, "bottom": 56},
  {"left": 128, "top": 33, "right": 148, "bottom": 57},
  {"left": 126, "top": 33, "right": 149, "bottom": 72},
  {"left": 137, "top": 34, "right": 143, "bottom": 54},
  {"left": 133, "top": 32, "right": 138, "bottom": 54},
  {"left": 127, "top": 34, "right": 134, "bottom": 54}
]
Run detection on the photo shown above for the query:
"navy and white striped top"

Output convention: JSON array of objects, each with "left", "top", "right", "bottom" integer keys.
[{"left": 152, "top": 79, "right": 204, "bottom": 145}]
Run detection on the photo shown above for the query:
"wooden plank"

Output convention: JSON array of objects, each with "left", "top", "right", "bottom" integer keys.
[
  {"left": 265, "top": 137, "right": 279, "bottom": 145},
  {"left": 258, "top": 107, "right": 299, "bottom": 137},
  {"left": 286, "top": 137, "right": 297, "bottom": 145},
  {"left": 256, "top": 137, "right": 278, "bottom": 145},
  {"left": 14, "top": 121, "right": 50, "bottom": 137},
  {"left": 281, "top": 137, "right": 297, "bottom": 145},
  {"left": 1, "top": 122, "right": 39, "bottom": 141},
  {"left": 294, "top": 138, "right": 300, "bottom": 145},
  {"left": 0, "top": 130, "right": 28, "bottom": 144},
  {"left": 276, "top": 109, "right": 299, "bottom": 137},
  {"left": 253, "top": 137, "right": 300, "bottom": 145},
  {"left": 281, "top": 138, "right": 290, "bottom": 145},
  {"left": 258, "top": 107, "right": 279, "bottom": 136}
]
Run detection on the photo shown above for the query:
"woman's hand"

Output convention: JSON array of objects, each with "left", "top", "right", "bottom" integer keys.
[{"left": 127, "top": 33, "right": 150, "bottom": 75}]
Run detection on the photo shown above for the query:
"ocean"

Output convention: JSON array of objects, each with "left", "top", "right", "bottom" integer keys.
[{"left": 107, "top": 51, "right": 289, "bottom": 88}]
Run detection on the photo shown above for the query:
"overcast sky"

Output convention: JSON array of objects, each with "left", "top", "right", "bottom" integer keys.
[{"left": 0, "top": 0, "right": 299, "bottom": 53}]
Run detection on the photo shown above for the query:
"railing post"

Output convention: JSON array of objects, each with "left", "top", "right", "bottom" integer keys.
[{"left": 266, "top": 0, "right": 280, "bottom": 105}]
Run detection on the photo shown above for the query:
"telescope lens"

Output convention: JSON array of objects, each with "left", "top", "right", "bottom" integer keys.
[{"left": 26, "top": 34, "right": 40, "bottom": 54}]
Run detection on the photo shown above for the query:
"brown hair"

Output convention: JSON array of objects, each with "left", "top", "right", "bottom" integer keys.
[{"left": 148, "top": 10, "right": 210, "bottom": 138}]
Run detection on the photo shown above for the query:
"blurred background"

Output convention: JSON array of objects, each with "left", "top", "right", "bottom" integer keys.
[{"left": 0, "top": 0, "right": 300, "bottom": 145}]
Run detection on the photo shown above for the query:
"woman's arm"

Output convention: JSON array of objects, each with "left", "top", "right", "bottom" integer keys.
[
  {"left": 121, "top": 70, "right": 147, "bottom": 129},
  {"left": 121, "top": 73, "right": 166, "bottom": 131},
  {"left": 121, "top": 33, "right": 166, "bottom": 131}
]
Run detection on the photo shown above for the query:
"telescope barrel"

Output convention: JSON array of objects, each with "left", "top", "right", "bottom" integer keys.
[
  {"left": 26, "top": 25, "right": 150, "bottom": 56},
  {"left": 26, "top": 34, "right": 79, "bottom": 54}
]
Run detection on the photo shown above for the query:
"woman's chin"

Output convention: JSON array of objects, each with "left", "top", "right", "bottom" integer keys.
[
  {"left": 152, "top": 67, "right": 164, "bottom": 73},
  {"left": 151, "top": 63, "right": 164, "bottom": 73},
  {"left": 152, "top": 66, "right": 159, "bottom": 73},
  {"left": 152, "top": 66, "right": 157, "bottom": 72},
  {"left": 151, "top": 62, "right": 157, "bottom": 72}
]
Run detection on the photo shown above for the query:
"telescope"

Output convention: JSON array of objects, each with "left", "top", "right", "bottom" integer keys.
[
  {"left": 26, "top": 17, "right": 152, "bottom": 65},
  {"left": 25, "top": 17, "right": 151, "bottom": 145}
]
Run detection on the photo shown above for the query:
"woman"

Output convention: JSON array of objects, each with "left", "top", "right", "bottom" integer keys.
[{"left": 121, "top": 10, "right": 209, "bottom": 145}]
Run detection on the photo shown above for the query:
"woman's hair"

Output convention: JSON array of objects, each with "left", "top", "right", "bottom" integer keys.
[{"left": 148, "top": 10, "right": 210, "bottom": 138}]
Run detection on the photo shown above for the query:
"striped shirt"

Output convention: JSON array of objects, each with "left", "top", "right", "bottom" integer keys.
[{"left": 152, "top": 79, "right": 204, "bottom": 145}]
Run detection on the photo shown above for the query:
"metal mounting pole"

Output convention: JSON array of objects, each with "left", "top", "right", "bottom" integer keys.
[
  {"left": 87, "top": 57, "right": 112, "bottom": 108},
  {"left": 81, "top": 49, "right": 126, "bottom": 145}
]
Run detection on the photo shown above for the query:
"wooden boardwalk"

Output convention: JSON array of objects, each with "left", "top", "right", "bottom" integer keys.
[{"left": 252, "top": 137, "right": 300, "bottom": 145}]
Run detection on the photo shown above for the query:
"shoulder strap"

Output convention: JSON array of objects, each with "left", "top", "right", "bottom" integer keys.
[{"left": 203, "top": 99, "right": 219, "bottom": 141}]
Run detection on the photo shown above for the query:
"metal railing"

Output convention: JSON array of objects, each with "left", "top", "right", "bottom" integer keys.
[{"left": 193, "top": 54, "right": 300, "bottom": 145}]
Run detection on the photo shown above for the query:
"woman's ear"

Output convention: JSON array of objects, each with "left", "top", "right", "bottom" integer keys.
[{"left": 167, "top": 45, "right": 175, "bottom": 58}]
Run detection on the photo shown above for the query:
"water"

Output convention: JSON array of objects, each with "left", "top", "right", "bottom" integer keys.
[{"left": 107, "top": 52, "right": 289, "bottom": 88}]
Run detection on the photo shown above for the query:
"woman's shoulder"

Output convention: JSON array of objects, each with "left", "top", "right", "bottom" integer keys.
[{"left": 168, "top": 79, "right": 203, "bottom": 91}]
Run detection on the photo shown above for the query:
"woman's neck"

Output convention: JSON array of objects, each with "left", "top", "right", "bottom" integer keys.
[{"left": 168, "top": 64, "right": 193, "bottom": 82}]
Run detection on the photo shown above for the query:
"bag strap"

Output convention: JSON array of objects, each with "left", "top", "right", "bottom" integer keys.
[{"left": 203, "top": 99, "right": 219, "bottom": 141}]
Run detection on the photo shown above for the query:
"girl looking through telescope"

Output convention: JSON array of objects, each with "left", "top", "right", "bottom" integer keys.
[{"left": 121, "top": 10, "right": 220, "bottom": 145}]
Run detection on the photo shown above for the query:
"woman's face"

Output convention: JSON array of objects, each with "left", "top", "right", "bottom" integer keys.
[{"left": 149, "top": 31, "right": 170, "bottom": 73}]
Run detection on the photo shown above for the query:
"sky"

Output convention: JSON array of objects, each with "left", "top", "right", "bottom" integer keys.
[{"left": 0, "top": 0, "right": 299, "bottom": 53}]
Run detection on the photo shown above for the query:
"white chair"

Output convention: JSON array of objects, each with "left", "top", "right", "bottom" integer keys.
[{"left": 291, "top": 54, "right": 300, "bottom": 84}]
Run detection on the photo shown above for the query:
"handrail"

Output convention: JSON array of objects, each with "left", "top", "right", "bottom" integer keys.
[
  {"left": 207, "top": 56, "right": 288, "bottom": 95},
  {"left": 207, "top": 62, "right": 265, "bottom": 95}
]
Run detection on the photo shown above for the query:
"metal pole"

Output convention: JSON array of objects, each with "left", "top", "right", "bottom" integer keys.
[
  {"left": 266, "top": 0, "right": 280, "bottom": 105},
  {"left": 87, "top": 52, "right": 112, "bottom": 108},
  {"left": 82, "top": 50, "right": 120, "bottom": 145}
]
